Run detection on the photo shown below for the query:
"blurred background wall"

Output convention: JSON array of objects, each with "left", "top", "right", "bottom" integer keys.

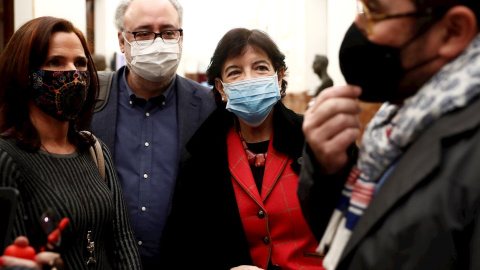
[
  {"left": 6, "top": 0, "right": 356, "bottom": 91},
  {"left": 2, "top": 0, "right": 380, "bottom": 131}
]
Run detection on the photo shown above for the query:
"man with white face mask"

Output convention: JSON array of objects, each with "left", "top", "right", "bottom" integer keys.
[{"left": 90, "top": 0, "right": 215, "bottom": 269}]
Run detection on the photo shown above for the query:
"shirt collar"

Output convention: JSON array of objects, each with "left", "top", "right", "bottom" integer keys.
[{"left": 121, "top": 70, "right": 177, "bottom": 108}]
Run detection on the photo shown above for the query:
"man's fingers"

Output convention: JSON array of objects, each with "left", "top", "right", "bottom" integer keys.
[
  {"left": 309, "top": 85, "right": 361, "bottom": 113},
  {"left": 302, "top": 84, "right": 362, "bottom": 174},
  {"left": 304, "top": 117, "right": 359, "bottom": 150},
  {"left": 328, "top": 128, "right": 361, "bottom": 151},
  {"left": 313, "top": 113, "right": 361, "bottom": 143},
  {"left": 304, "top": 111, "right": 361, "bottom": 175},
  {"left": 304, "top": 98, "right": 361, "bottom": 133},
  {"left": 309, "top": 128, "right": 360, "bottom": 174}
]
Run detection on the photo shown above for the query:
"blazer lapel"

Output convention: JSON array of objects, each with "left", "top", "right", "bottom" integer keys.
[
  {"left": 340, "top": 131, "right": 441, "bottom": 261},
  {"left": 261, "top": 139, "right": 289, "bottom": 202},
  {"left": 91, "top": 69, "right": 121, "bottom": 156},
  {"left": 176, "top": 76, "right": 203, "bottom": 159},
  {"left": 227, "top": 128, "right": 263, "bottom": 204},
  {"left": 340, "top": 96, "right": 480, "bottom": 262}
]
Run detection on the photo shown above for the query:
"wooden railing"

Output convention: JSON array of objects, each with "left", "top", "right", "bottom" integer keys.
[{"left": 283, "top": 91, "right": 382, "bottom": 144}]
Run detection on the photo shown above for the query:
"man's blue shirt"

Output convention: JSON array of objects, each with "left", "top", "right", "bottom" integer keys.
[{"left": 114, "top": 71, "right": 178, "bottom": 258}]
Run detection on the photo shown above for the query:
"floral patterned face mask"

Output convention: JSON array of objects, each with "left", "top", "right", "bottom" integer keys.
[{"left": 29, "top": 70, "right": 90, "bottom": 121}]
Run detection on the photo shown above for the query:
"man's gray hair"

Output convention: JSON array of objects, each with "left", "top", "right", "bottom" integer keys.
[{"left": 114, "top": 0, "right": 184, "bottom": 32}]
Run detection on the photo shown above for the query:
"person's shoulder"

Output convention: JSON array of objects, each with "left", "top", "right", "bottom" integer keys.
[
  {"left": 0, "top": 137, "right": 19, "bottom": 153},
  {"left": 97, "top": 136, "right": 113, "bottom": 158},
  {"left": 176, "top": 75, "right": 212, "bottom": 93},
  {"left": 94, "top": 69, "right": 123, "bottom": 113},
  {"left": 276, "top": 101, "right": 303, "bottom": 123},
  {"left": 0, "top": 138, "right": 24, "bottom": 169}
]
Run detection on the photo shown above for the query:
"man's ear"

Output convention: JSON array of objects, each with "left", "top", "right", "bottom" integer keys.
[
  {"left": 438, "top": 6, "right": 478, "bottom": 59},
  {"left": 215, "top": 78, "right": 227, "bottom": 102},
  {"left": 179, "top": 33, "right": 184, "bottom": 50},
  {"left": 118, "top": 32, "right": 125, "bottom": 53}
]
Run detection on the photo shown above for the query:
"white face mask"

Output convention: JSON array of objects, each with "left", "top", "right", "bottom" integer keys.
[{"left": 123, "top": 34, "right": 181, "bottom": 82}]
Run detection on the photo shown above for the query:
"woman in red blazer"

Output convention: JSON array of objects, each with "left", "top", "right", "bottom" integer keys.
[{"left": 161, "top": 28, "right": 324, "bottom": 270}]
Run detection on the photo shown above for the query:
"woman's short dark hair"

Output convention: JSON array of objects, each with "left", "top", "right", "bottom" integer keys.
[
  {"left": 206, "top": 28, "right": 288, "bottom": 106},
  {"left": 0, "top": 16, "right": 98, "bottom": 151}
]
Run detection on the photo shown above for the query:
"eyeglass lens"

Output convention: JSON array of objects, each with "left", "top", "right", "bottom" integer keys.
[
  {"left": 356, "top": 0, "right": 373, "bottom": 34},
  {"left": 134, "top": 30, "right": 181, "bottom": 45}
]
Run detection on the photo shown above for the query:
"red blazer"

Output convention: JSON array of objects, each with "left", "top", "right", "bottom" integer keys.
[{"left": 227, "top": 127, "right": 323, "bottom": 269}]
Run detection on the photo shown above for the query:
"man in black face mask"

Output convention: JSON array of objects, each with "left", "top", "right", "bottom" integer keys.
[{"left": 298, "top": 0, "right": 480, "bottom": 269}]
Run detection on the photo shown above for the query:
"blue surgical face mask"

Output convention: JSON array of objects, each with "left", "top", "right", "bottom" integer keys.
[{"left": 221, "top": 73, "right": 281, "bottom": 127}]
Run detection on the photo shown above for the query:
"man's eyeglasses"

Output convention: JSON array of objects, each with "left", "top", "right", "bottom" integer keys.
[
  {"left": 124, "top": 29, "right": 183, "bottom": 46},
  {"left": 356, "top": 0, "right": 432, "bottom": 35}
]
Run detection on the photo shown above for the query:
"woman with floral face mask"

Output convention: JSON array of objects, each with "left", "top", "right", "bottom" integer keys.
[
  {"left": 0, "top": 16, "right": 141, "bottom": 269},
  {"left": 161, "top": 28, "right": 324, "bottom": 270}
]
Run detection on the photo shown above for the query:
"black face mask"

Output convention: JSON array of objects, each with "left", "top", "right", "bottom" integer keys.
[
  {"left": 339, "top": 23, "right": 437, "bottom": 103},
  {"left": 29, "top": 70, "right": 90, "bottom": 121}
]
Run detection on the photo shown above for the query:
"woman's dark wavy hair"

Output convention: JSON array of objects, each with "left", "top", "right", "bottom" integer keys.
[
  {"left": 206, "top": 28, "right": 288, "bottom": 107},
  {"left": 0, "top": 16, "right": 98, "bottom": 151}
]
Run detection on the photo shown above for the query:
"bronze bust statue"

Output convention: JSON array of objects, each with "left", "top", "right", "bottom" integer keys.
[{"left": 312, "top": 54, "right": 333, "bottom": 96}]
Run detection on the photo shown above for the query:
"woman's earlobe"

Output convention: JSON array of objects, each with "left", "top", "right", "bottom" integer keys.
[
  {"left": 276, "top": 68, "right": 285, "bottom": 87},
  {"left": 214, "top": 78, "right": 223, "bottom": 91},
  {"left": 215, "top": 78, "right": 227, "bottom": 102}
]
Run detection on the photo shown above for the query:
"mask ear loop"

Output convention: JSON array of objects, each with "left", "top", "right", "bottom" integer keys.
[
  {"left": 400, "top": 6, "right": 450, "bottom": 50},
  {"left": 399, "top": 7, "right": 450, "bottom": 74},
  {"left": 217, "top": 79, "right": 228, "bottom": 103},
  {"left": 121, "top": 32, "right": 137, "bottom": 71},
  {"left": 121, "top": 31, "right": 133, "bottom": 46},
  {"left": 274, "top": 71, "right": 283, "bottom": 90}
]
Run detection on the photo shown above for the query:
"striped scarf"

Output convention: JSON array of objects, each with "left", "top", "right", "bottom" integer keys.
[{"left": 317, "top": 33, "right": 480, "bottom": 269}]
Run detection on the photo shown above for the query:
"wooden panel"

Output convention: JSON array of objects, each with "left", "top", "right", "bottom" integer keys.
[
  {"left": 283, "top": 91, "right": 382, "bottom": 144},
  {"left": 357, "top": 101, "right": 382, "bottom": 144},
  {"left": 283, "top": 91, "right": 312, "bottom": 115},
  {"left": 0, "top": 0, "right": 14, "bottom": 54},
  {"left": 86, "top": 0, "right": 95, "bottom": 53}
]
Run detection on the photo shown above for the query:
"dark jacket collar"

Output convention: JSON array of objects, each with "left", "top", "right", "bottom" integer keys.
[
  {"left": 340, "top": 95, "right": 480, "bottom": 264},
  {"left": 186, "top": 101, "right": 304, "bottom": 165},
  {"left": 272, "top": 101, "right": 304, "bottom": 160}
]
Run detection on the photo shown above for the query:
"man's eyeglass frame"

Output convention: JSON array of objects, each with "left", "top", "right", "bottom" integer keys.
[
  {"left": 124, "top": 29, "right": 183, "bottom": 45},
  {"left": 356, "top": 0, "right": 435, "bottom": 35}
]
